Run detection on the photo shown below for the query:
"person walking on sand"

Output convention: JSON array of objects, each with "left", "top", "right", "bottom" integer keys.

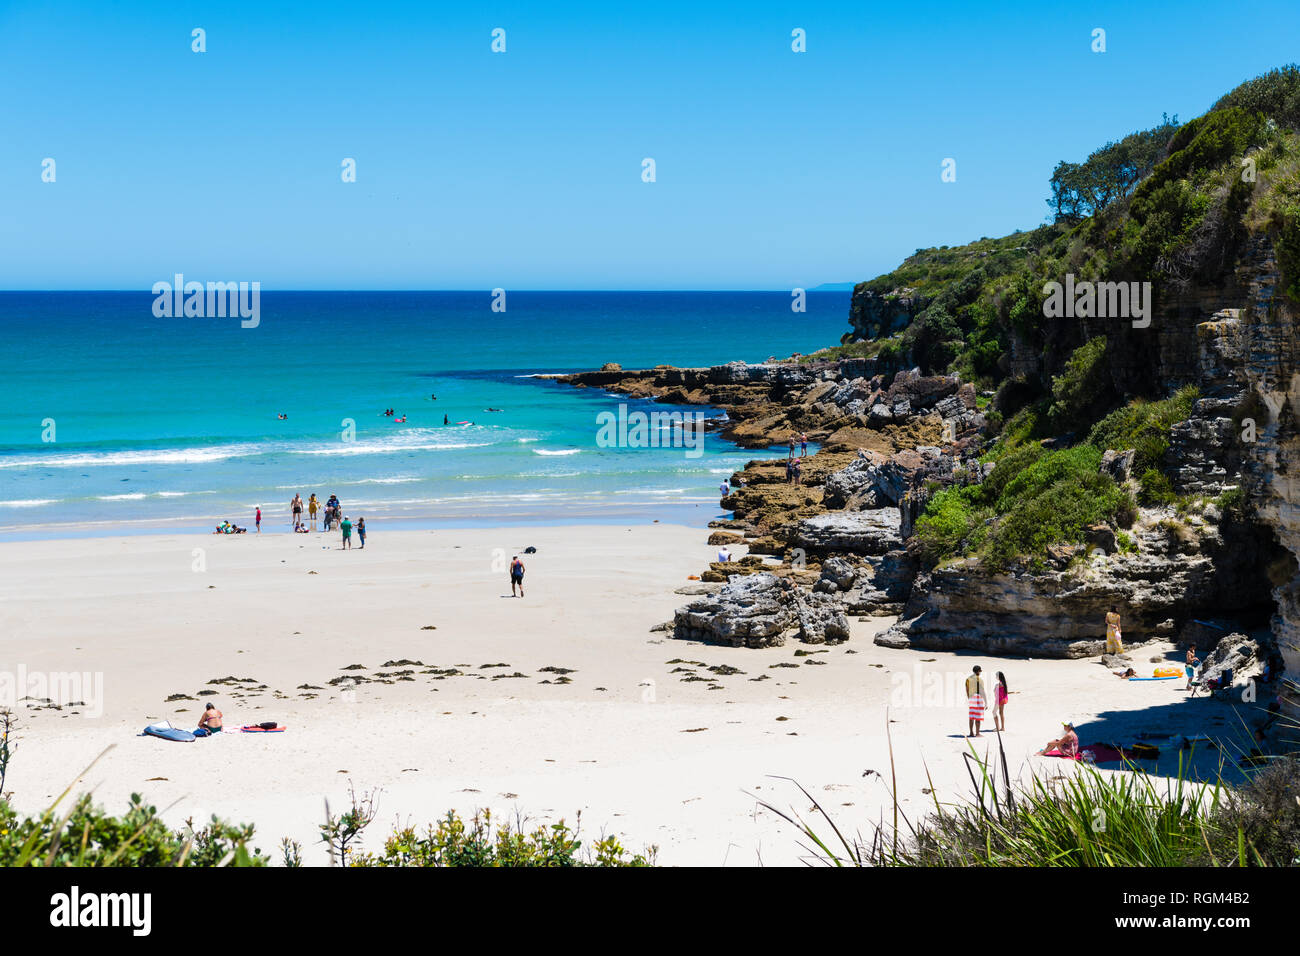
[
  {"left": 308, "top": 494, "right": 319, "bottom": 531},
  {"left": 510, "top": 555, "right": 525, "bottom": 597},
  {"left": 993, "top": 671, "right": 1014, "bottom": 731},
  {"left": 356, "top": 517, "right": 366, "bottom": 549},
  {"left": 966, "top": 665, "right": 987, "bottom": 737},
  {"left": 255, "top": 506, "right": 261, "bottom": 533},
  {"left": 291, "top": 494, "right": 303, "bottom": 531},
  {"left": 340, "top": 515, "right": 353, "bottom": 549},
  {"left": 1105, "top": 606, "right": 1124, "bottom": 655}
]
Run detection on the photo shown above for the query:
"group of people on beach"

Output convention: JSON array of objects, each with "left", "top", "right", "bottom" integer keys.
[
  {"left": 964, "top": 662, "right": 1079, "bottom": 756},
  {"left": 265, "top": 493, "right": 366, "bottom": 547}
]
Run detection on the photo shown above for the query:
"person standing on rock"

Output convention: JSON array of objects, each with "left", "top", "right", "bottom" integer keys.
[
  {"left": 788, "top": 436, "right": 796, "bottom": 459},
  {"left": 800, "top": 432, "right": 808, "bottom": 456},
  {"left": 1105, "top": 606, "right": 1124, "bottom": 655},
  {"left": 792, "top": 457, "right": 803, "bottom": 485},
  {"left": 966, "top": 665, "right": 987, "bottom": 738},
  {"left": 785, "top": 458, "right": 794, "bottom": 484}
]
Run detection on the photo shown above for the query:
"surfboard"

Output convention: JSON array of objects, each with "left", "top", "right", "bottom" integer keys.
[{"left": 143, "top": 721, "right": 195, "bottom": 742}]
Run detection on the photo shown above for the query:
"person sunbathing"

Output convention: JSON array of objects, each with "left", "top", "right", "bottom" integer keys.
[
  {"left": 1114, "top": 667, "right": 1137, "bottom": 679},
  {"left": 197, "top": 702, "right": 223, "bottom": 734},
  {"left": 1036, "top": 722, "right": 1079, "bottom": 757}
]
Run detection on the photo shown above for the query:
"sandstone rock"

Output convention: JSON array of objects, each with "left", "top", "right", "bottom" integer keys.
[
  {"left": 1199, "top": 631, "right": 1265, "bottom": 684},
  {"left": 707, "top": 531, "right": 744, "bottom": 546},
  {"left": 674, "top": 573, "right": 793, "bottom": 647},
  {"left": 814, "top": 555, "right": 859, "bottom": 593},
  {"left": 822, "top": 452, "right": 886, "bottom": 509},
  {"left": 792, "top": 509, "right": 903, "bottom": 555},
  {"left": 1100, "top": 448, "right": 1136, "bottom": 482},
  {"left": 1085, "top": 523, "right": 1118, "bottom": 554},
  {"left": 674, "top": 582, "right": 724, "bottom": 596},
  {"left": 791, "top": 589, "right": 851, "bottom": 644},
  {"left": 874, "top": 544, "right": 1232, "bottom": 658}
]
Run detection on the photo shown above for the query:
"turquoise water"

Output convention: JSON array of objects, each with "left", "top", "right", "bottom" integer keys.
[{"left": 0, "top": 292, "right": 848, "bottom": 536}]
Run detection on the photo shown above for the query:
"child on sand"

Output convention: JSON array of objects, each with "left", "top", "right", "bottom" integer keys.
[{"left": 966, "top": 665, "right": 987, "bottom": 737}]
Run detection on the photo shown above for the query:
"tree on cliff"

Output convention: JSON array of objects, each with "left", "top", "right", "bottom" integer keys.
[{"left": 1048, "top": 115, "right": 1180, "bottom": 223}]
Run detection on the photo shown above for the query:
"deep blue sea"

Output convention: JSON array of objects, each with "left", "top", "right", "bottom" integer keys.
[{"left": 0, "top": 291, "right": 849, "bottom": 536}]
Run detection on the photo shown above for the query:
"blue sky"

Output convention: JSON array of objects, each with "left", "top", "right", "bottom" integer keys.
[{"left": 2, "top": 0, "right": 1298, "bottom": 290}]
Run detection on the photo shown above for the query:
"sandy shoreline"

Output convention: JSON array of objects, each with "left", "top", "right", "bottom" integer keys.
[{"left": 0, "top": 525, "right": 1265, "bottom": 865}]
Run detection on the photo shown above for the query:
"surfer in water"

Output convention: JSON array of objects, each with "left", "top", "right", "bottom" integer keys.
[{"left": 444, "top": 414, "right": 449, "bottom": 425}]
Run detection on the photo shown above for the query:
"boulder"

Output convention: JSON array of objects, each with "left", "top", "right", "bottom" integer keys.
[
  {"left": 814, "top": 556, "right": 859, "bottom": 593},
  {"left": 1100, "top": 448, "right": 1137, "bottom": 483},
  {"left": 673, "top": 573, "right": 793, "bottom": 647},
  {"left": 791, "top": 589, "right": 851, "bottom": 644},
  {"left": 792, "top": 509, "right": 903, "bottom": 555}
]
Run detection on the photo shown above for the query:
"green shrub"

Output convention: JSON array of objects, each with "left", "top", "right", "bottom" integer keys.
[
  {"left": 913, "top": 487, "right": 990, "bottom": 563},
  {"left": 1087, "top": 386, "right": 1198, "bottom": 476},
  {"left": 1213, "top": 64, "right": 1300, "bottom": 130},
  {"left": 989, "top": 444, "right": 1104, "bottom": 514},
  {"left": 0, "top": 794, "right": 266, "bottom": 867},
  {"left": 1047, "top": 336, "right": 1112, "bottom": 433},
  {"left": 984, "top": 470, "right": 1133, "bottom": 570},
  {"left": 350, "top": 809, "right": 655, "bottom": 867},
  {"left": 1137, "top": 467, "right": 1176, "bottom": 506},
  {"left": 916, "top": 443, "right": 1134, "bottom": 569}
]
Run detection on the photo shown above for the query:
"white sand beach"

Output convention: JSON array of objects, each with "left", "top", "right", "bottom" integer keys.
[{"left": 0, "top": 525, "right": 1264, "bottom": 865}]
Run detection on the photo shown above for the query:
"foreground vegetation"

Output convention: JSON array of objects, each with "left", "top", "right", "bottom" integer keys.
[
  {"left": 765, "top": 736, "right": 1300, "bottom": 867},
  {"left": 0, "top": 741, "right": 654, "bottom": 867}
]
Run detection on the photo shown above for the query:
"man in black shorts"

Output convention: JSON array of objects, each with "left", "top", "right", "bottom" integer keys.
[{"left": 510, "top": 555, "right": 525, "bottom": 598}]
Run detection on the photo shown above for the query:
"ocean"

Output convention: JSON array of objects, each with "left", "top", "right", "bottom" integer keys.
[{"left": 0, "top": 291, "right": 850, "bottom": 537}]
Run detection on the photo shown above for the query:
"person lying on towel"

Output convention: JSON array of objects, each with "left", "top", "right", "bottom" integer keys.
[{"left": 1036, "top": 721, "right": 1079, "bottom": 758}]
